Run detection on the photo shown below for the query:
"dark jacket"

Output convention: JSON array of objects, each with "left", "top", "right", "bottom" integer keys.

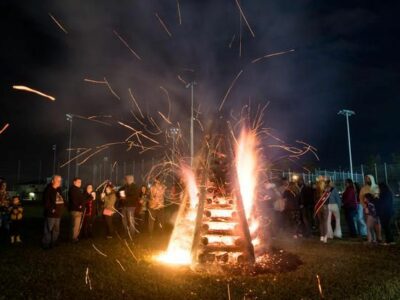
[
  {"left": 299, "top": 184, "right": 314, "bottom": 207},
  {"left": 120, "top": 183, "right": 139, "bottom": 207},
  {"left": 283, "top": 189, "right": 299, "bottom": 211},
  {"left": 342, "top": 186, "right": 358, "bottom": 209},
  {"left": 68, "top": 185, "right": 86, "bottom": 212},
  {"left": 43, "top": 184, "right": 64, "bottom": 218},
  {"left": 377, "top": 189, "right": 394, "bottom": 218}
]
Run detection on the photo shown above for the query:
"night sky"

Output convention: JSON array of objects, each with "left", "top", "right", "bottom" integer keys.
[{"left": 0, "top": 0, "right": 399, "bottom": 182}]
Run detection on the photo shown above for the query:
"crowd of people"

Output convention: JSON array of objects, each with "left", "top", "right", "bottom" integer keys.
[
  {"left": 262, "top": 174, "right": 396, "bottom": 245},
  {"left": 0, "top": 173, "right": 397, "bottom": 248}
]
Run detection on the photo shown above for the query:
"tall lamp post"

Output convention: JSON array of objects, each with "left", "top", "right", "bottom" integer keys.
[
  {"left": 52, "top": 144, "right": 57, "bottom": 175},
  {"left": 338, "top": 109, "right": 355, "bottom": 180},
  {"left": 186, "top": 81, "right": 196, "bottom": 167},
  {"left": 66, "top": 114, "right": 73, "bottom": 188}
]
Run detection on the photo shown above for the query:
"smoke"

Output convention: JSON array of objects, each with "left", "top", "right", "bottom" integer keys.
[{"left": 1, "top": 0, "right": 397, "bottom": 182}]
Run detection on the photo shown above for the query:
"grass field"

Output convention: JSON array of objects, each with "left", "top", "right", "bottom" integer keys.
[{"left": 0, "top": 205, "right": 399, "bottom": 300}]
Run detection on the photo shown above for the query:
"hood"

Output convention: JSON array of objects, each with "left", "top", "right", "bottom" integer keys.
[{"left": 366, "top": 174, "right": 377, "bottom": 187}]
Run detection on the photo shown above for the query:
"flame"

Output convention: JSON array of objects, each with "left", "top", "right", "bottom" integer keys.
[
  {"left": 155, "top": 167, "right": 199, "bottom": 265},
  {"left": 236, "top": 129, "right": 258, "bottom": 219}
]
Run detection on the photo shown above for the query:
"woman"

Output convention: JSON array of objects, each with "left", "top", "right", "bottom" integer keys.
[
  {"left": 283, "top": 182, "right": 302, "bottom": 238},
  {"left": 364, "top": 193, "right": 379, "bottom": 243},
  {"left": 82, "top": 184, "right": 96, "bottom": 238},
  {"left": 342, "top": 179, "right": 358, "bottom": 237},
  {"left": 137, "top": 185, "right": 149, "bottom": 233},
  {"left": 326, "top": 180, "right": 342, "bottom": 239},
  {"left": 377, "top": 183, "right": 395, "bottom": 244},
  {"left": 101, "top": 184, "right": 117, "bottom": 239}
]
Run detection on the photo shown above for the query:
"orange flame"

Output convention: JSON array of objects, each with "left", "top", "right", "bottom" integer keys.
[
  {"left": 155, "top": 167, "right": 198, "bottom": 265},
  {"left": 236, "top": 129, "right": 258, "bottom": 219}
]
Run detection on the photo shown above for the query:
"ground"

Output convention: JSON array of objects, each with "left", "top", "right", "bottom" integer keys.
[{"left": 0, "top": 204, "right": 399, "bottom": 300}]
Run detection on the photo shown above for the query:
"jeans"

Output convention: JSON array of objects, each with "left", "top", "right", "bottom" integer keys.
[
  {"left": 10, "top": 220, "right": 22, "bottom": 236},
  {"left": 317, "top": 205, "right": 329, "bottom": 237},
  {"left": 121, "top": 207, "right": 136, "bottom": 235},
  {"left": 380, "top": 214, "right": 394, "bottom": 243},
  {"left": 42, "top": 217, "right": 61, "bottom": 247},
  {"left": 104, "top": 215, "right": 113, "bottom": 236},
  {"left": 327, "top": 203, "right": 342, "bottom": 238},
  {"left": 356, "top": 204, "right": 367, "bottom": 237},
  {"left": 71, "top": 211, "right": 83, "bottom": 241},
  {"left": 300, "top": 205, "right": 313, "bottom": 237},
  {"left": 344, "top": 207, "right": 358, "bottom": 237},
  {"left": 366, "top": 215, "right": 379, "bottom": 242},
  {"left": 148, "top": 208, "right": 163, "bottom": 234}
]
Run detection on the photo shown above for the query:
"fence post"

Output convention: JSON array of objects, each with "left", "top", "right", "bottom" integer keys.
[
  {"left": 361, "top": 164, "right": 365, "bottom": 184},
  {"left": 374, "top": 163, "right": 378, "bottom": 182},
  {"left": 384, "top": 162, "right": 388, "bottom": 184}
]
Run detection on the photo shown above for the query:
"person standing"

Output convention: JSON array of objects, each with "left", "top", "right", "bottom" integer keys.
[
  {"left": 82, "top": 184, "right": 96, "bottom": 238},
  {"left": 0, "top": 181, "right": 10, "bottom": 235},
  {"left": 68, "top": 177, "right": 86, "bottom": 242},
  {"left": 326, "top": 180, "right": 342, "bottom": 239},
  {"left": 315, "top": 177, "right": 329, "bottom": 243},
  {"left": 42, "top": 175, "right": 65, "bottom": 249},
  {"left": 282, "top": 181, "right": 302, "bottom": 239},
  {"left": 377, "top": 183, "right": 395, "bottom": 244},
  {"left": 364, "top": 193, "right": 379, "bottom": 243},
  {"left": 342, "top": 179, "right": 358, "bottom": 237},
  {"left": 9, "top": 196, "right": 23, "bottom": 244},
  {"left": 148, "top": 177, "right": 166, "bottom": 235},
  {"left": 354, "top": 182, "right": 367, "bottom": 238},
  {"left": 359, "top": 175, "right": 381, "bottom": 242},
  {"left": 101, "top": 184, "right": 116, "bottom": 239},
  {"left": 119, "top": 175, "right": 139, "bottom": 237},
  {"left": 137, "top": 184, "right": 149, "bottom": 233},
  {"left": 297, "top": 178, "right": 314, "bottom": 237}
]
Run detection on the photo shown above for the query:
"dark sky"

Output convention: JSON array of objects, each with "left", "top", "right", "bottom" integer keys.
[{"left": 0, "top": 0, "right": 399, "bottom": 181}]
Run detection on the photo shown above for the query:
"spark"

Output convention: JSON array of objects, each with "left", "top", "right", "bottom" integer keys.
[
  {"left": 176, "top": 0, "right": 182, "bottom": 25},
  {"left": 85, "top": 267, "right": 92, "bottom": 290},
  {"left": 158, "top": 111, "right": 172, "bottom": 125},
  {"left": 48, "top": 13, "right": 68, "bottom": 34},
  {"left": 0, "top": 123, "right": 10, "bottom": 135},
  {"left": 92, "top": 244, "right": 108, "bottom": 257},
  {"left": 229, "top": 34, "right": 236, "bottom": 48},
  {"left": 128, "top": 88, "right": 145, "bottom": 118},
  {"left": 234, "top": 0, "right": 255, "bottom": 38},
  {"left": 316, "top": 274, "right": 324, "bottom": 299},
  {"left": 227, "top": 283, "right": 231, "bottom": 300},
  {"left": 103, "top": 77, "right": 120, "bottom": 100},
  {"left": 115, "top": 259, "right": 126, "bottom": 272},
  {"left": 12, "top": 85, "right": 55, "bottom": 101},
  {"left": 177, "top": 75, "right": 187, "bottom": 85},
  {"left": 155, "top": 13, "right": 172, "bottom": 37},
  {"left": 113, "top": 30, "right": 142, "bottom": 60},
  {"left": 78, "top": 147, "right": 109, "bottom": 166},
  {"left": 159, "top": 86, "right": 172, "bottom": 119},
  {"left": 84, "top": 78, "right": 107, "bottom": 84},
  {"left": 60, "top": 148, "right": 92, "bottom": 168},
  {"left": 251, "top": 49, "right": 295, "bottom": 64},
  {"left": 218, "top": 69, "right": 243, "bottom": 111},
  {"left": 124, "top": 239, "right": 138, "bottom": 262}
]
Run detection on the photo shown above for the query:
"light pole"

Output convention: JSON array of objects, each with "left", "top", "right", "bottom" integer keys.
[
  {"left": 52, "top": 144, "right": 57, "bottom": 175},
  {"left": 338, "top": 109, "right": 355, "bottom": 180},
  {"left": 66, "top": 114, "right": 73, "bottom": 188},
  {"left": 186, "top": 81, "right": 196, "bottom": 167}
]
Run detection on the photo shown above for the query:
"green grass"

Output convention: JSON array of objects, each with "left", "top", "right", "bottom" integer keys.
[{"left": 0, "top": 205, "right": 399, "bottom": 299}]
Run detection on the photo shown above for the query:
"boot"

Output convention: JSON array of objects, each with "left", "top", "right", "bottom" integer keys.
[
  {"left": 10, "top": 236, "right": 15, "bottom": 244},
  {"left": 16, "top": 235, "right": 22, "bottom": 243}
]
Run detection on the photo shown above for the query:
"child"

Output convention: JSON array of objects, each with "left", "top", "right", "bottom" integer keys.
[
  {"left": 364, "top": 193, "right": 379, "bottom": 243},
  {"left": 9, "top": 196, "right": 23, "bottom": 244}
]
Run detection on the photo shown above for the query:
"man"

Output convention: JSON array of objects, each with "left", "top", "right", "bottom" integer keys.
[
  {"left": 68, "top": 177, "right": 86, "bottom": 242},
  {"left": 148, "top": 177, "right": 166, "bottom": 235},
  {"left": 119, "top": 175, "right": 139, "bottom": 236},
  {"left": 42, "top": 175, "right": 65, "bottom": 249},
  {"left": 297, "top": 177, "right": 314, "bottom": 237}
]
